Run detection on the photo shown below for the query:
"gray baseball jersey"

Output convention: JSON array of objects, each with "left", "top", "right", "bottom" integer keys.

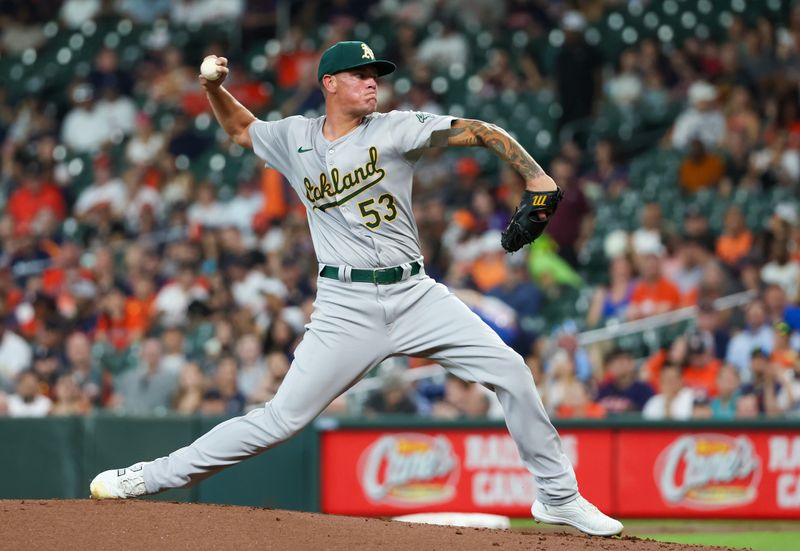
[{"left": 248, "top": 111, "right": 453, "bottom": 268}]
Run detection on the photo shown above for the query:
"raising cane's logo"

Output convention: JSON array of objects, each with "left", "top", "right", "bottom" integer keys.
[
  {"left": 358, "top": 434, "right": 460, "bottom": 507},
  {"left": 654, "top": 434, "right": 762, "bottom": 509}
]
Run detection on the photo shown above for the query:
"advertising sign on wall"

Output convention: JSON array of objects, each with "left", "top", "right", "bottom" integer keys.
[
  {"left": 321, "top": 427, "right": 800, "bottom": 518},
  {"left": 617, "top": 431, "right": 800, "bottom": 518},
  {"left": 321, "top": 429, "right": 612, "bottom": 517}
]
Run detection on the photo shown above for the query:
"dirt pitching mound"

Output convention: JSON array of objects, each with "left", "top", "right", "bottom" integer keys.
[{"left": 0, "top": 500, "right": 731, "bottom": 551}]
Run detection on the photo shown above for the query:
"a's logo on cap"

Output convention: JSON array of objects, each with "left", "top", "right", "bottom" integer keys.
[{"left": 361, "top": 43, "right": 375, "bottom": 60}]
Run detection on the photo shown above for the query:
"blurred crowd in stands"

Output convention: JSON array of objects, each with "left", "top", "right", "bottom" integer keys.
[{"left": 0, "top": 0, "right": 799, "bottom": 421}]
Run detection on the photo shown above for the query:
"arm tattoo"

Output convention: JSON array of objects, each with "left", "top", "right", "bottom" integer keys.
[
  {"left": 430, "top": 127, "right": 480, "bottom": 147},
  {"left": 457, "top": 119, "right": 545, "bottom": 181},
  {"left": 409, "top": 127, "right": 477, "bottom": 160}
]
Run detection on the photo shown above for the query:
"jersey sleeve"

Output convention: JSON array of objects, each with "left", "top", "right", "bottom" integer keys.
[
  {"left": 247, "top": 117, "right": 298, "bottom": 175},
  {"left": 387, "top": 110, "right": 455, "bottom": 161}
]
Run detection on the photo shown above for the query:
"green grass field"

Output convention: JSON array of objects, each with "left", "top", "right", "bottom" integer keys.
[
  {"left": 511, "top": 518, "right": 800, "bottom": 550},
  {"left": 637, "top": 531, "right": 800, "bottom": 550}
]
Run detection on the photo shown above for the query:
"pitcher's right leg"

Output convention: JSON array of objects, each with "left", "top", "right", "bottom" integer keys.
[{"left": 91, "top": 279, "right": 391, "bottom": 498}]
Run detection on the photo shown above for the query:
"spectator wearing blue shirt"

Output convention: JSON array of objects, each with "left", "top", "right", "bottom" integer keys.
[
  {"left": 596, "top": 348, "right": 654, "bottom": 414},
  {"left": 487, "top": 253, "right": 543, "bottom": 353},
  {"left": 547, "top": 321, "right": 593, "bottom": 382},
  {"left": 201, "top": 355, "right": 246, "bottom": 416},
  {"left": 710, "top": 364, "right": 741, "bottom": 419},
  {"left": 726, "top": 300, "right": 775, "bottom": 383},
  {"left": 586, "top": 255, "right": 636, "bottom": 327},
  {"left": 696, "top": 300, "right": 730, "bottom": 360}
]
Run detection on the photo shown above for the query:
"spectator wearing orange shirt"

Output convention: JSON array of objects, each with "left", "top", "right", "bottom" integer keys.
[
  {"left": 470, "top": 232, "right": 508, "bottom": 292},
  {"left": 124, "top": 277, "right": 156, "bottom": 341},
  {"left": 41, "top": 242, "right": 88, "bottom": 297},
  {"left": 679, "top": 138, "right": 725, "bottom": 193},
  {"left": 770, "top": 321, "right": 798, "bottom": 371},
  {"left": 644, "top": 330, "right": 721, "bottom": 396},
  {"left": 7, "top": 163, "right": 66, "bottom": 226},
  {"left": 555, "top": 380, "right": 606, "bottom": 419},
  {"left": 275, "top": 28, "right": 319, "bottom": 89},
  {"left": 95, "top": 287, "right": 132, "bottom": 351},
  {"left": 716, "top": 206, "right": 753, "bottom": 268},
  {"left": 628, "top": 236, "right": 682, "bottom": 320},
  {"left": 682, "top": 331, "right": 722, "bottom": 398}
]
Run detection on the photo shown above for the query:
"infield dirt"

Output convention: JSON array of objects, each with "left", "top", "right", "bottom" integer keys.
[{"left": 0, "top": 500, "right": 735, "bottom": 550}]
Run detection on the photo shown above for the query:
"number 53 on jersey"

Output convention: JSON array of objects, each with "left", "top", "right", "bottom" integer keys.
[{"left": 358, "top": 193, "right": 397, "bottom": 229}]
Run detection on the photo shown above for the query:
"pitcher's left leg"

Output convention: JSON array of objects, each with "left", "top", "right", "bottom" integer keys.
[
  {"left": 389, "top": 278, "right": 622, "bottom": 535},
  {"left": 390, "top": 278, "right": 576, "bottom": 503}
]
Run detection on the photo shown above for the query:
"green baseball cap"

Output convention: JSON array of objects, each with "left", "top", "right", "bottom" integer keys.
[{"left": 317, "top": 41, "right": 396, "bottom": 82}]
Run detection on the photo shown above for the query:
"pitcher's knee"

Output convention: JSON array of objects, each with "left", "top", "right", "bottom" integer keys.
[
  {"left": 262, "top": 402, "right": 310, "bottom": 441},
  {"left": 488, "top": 357, "right": 536, "bottom": 394},
  {"left": 511, "top": 359, "right": 536, "bottom": 385}
]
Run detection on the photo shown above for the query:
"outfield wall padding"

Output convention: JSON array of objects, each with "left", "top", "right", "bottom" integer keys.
[{"left": 2, "top": 416, "right": 799, "bottom": 517}]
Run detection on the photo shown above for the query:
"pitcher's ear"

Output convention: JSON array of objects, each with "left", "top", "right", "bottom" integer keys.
[{"left": 321, "top": 74, "right": 337, "bottom": 94}]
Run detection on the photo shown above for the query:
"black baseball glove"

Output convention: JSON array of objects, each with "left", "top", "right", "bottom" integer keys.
[{"left": 500, "top": 187, "right": 564, "bottom": 253}]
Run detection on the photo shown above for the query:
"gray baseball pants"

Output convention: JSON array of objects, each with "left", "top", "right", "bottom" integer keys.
[{"left": 143, "top": 273, "right": 578, "bottom": 505}]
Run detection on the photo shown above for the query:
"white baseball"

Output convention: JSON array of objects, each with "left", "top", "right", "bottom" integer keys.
[{"left": 201, "top": 56, "right": 221, "bottom": 81}]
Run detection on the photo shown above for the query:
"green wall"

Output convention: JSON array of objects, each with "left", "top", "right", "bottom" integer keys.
[
  {"left": 1, "top": 414, "right": 797, "bottom": 509},
  {"left": 0, "top": 414, "right": 318, "bottom": 510},
  {"left": 0, "top": 417, "right": 84, "bottom": 499}
]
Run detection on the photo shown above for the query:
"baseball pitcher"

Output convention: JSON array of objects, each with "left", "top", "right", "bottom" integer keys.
[{"left": 90, "top": 41, "right": 622, "bottom": 536}]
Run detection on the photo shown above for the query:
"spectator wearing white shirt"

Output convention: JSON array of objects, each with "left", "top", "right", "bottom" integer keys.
[
  {"left": 170, "top": 0, "right": 244, "bottom": 26},
  {"left": 671, "top": 81, "right": 726, "bottom": 150},
  {"left": 74, "top": 154, "right": 127, "bottom": 221},
  {"left": 95, "top": 84, "right": 137, "bottom": 140},
  {"left": 60, "top": 83, "right": 112, "bottom": 153},
  {"left": 778, "top": 357, "right": 800, "bottom": 417},
  {"left": 0, "top": 295, "right": 33, "bottom": 392},
  {"left": 117, "top": 0, "right": 171, "bottom": 23},
  {"left": 225, "top": 180, "right": 264, "bottom": 235},
  {"left": 761, "top": 238, "right": 800, "bottom": 302},
  {"left": 0, "top": 326, "right": 33, "bottom": 392},
  {"left": 228, "top": 256, "right": 287, "bottom": 317},
  {"left": 750, "top": 132, "right": 800, "bottom": 186},
  {"left": 123, "top": 167, "right": 163, "bottom": 232},
  {"left": 160, "top": 326, "right": 188, "bottom": 377},
  {"left": 0, "top": 5, "right": 46, "bottom": 55},
  {"left": 59, "top": 0, "right": 101, "bottom": 29},
  {"left": 642, "top": 365, "right": 695, "bottom": 420},
  {"left": 726, "top": 300, "right": 775, "bottom": 383},
  {"left": 188, "top": 182, "right": 228, "bottom": 229},
  {"left": 235, "top": 334, "right": 267, "bottom": 401},
  {"left": 154, "top": 263, "right": 209, "bottom": 327},
  {"left": 125, "top": 112, "right": 165, "bottom": 167},
  {"left": 7, "top": 371, "right": 52, "bottom": 417},
  {"left": 416, "top": 20, "right": 469, "bottom": 71},
  {"left": 605, "top": 49, "right": 643, "bottom": 110}
]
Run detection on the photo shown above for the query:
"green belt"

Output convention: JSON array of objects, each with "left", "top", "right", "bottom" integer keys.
[{"left": 320, "top": 261, "right": 422, "bottom": 284}]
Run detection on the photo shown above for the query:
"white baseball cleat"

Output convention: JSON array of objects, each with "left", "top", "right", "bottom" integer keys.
[
  {"left": 90, "top": 462, "right": 150, "bottom": 500},
  {"left": 532, "top": 494, "right": 623, "bottom": 536}
]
